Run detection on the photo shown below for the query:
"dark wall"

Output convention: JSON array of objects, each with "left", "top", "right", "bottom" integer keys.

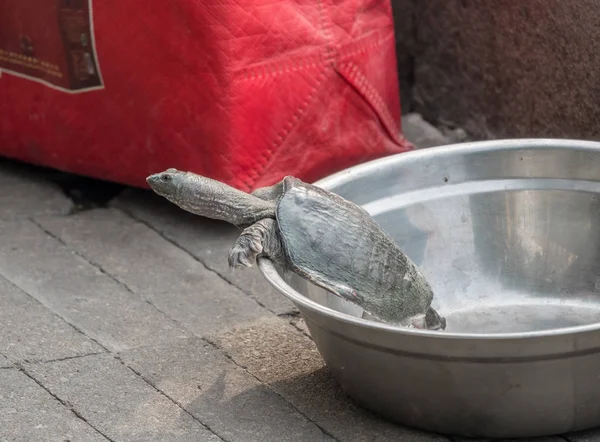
[
  {"left": 390, "top": 0, "right": 416, "bottom": 113},
  {"left": 393, "top": 0, "right": 600, "bottom": 140}
]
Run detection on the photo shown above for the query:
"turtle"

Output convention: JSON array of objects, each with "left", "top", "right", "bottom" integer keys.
[{"left": 146, "top": 168, "right": 446, "bottom": 330}]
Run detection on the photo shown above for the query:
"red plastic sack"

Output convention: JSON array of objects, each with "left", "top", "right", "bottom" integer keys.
[{"left": 0, "top": 0, "right": 412, "bottom": 191}]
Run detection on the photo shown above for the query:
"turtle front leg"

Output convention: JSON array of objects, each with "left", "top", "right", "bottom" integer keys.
[{"left": 228, "top": 218, "right": 286, "bottom": 269}]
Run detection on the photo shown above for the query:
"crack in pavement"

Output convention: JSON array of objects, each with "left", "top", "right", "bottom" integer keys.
[
  {"left": 0, "top": 269, "right": 110, "bottom": 355},
  {"left": 23, "top": 352, "right": 108, "bottom": 365},
  {"left": 201, "top": 336, "right": 340, "bottom": 442},
  {"left": 114, "top": 208, "right": 339, "bottom": 440},
  {"left": 113, "top": 355, "right": 229, "bottom": 442},
  {"left": 16, "top": 365, "right": 114, "bottom": 442},
  {"left": 116, "top": 206, "right": 274, "bottom": 313},
  {"left": 30, "top": 216, "right": 327, "bottom": 442}
]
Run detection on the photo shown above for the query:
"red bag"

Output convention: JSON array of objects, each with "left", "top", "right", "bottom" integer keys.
[{"left": 0, "top": 0, "right": 412, "bottom": 191}]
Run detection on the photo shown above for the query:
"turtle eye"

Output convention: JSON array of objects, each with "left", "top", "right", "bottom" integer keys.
[{"left": 161, "top": 173, "right": 172, "bottom": 182}]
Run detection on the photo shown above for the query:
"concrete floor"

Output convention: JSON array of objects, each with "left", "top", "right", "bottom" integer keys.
[{"left": 0, "top": 116, "right": 596, "bottom": 442}]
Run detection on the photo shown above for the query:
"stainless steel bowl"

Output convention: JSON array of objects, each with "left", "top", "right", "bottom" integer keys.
[{"left": 258, "top": 139, "right": 600, "bottom": 438}]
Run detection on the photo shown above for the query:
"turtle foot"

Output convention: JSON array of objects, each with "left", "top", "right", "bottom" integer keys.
[
  {"left": 405, "top": 307, "right": 447, "bottom": 331},
  {"left": 228, "top": 218, "right": 283, "bottom": 270},
  {"left": 228, "top": 233, "right": 263, "bottom": 269}
]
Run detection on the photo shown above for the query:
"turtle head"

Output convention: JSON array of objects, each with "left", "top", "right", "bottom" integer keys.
[
  {"left": 146, "top": 168, "right": 186, "bottom": 204},
  {"left": 147, "top": 168, "right": 276, "bottom": 226}
]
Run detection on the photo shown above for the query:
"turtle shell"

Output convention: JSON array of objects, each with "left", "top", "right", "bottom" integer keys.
[{"left": 275, "top": 176, "right": 434, "bottom": 324}]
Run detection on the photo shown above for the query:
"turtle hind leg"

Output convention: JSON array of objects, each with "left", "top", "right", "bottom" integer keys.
[
  {"left": 228, "top": 218, "right": 286, "bottom": 269},
  {"left": 425, "top": 306, "right": 447, "bottom": 330},
  {"left": 402, "top": 307, "right": 447, "bottom": 330}
]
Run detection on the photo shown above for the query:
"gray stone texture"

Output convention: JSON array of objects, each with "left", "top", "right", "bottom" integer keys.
[
  {"left": 120, "top": 337, "right": 333, "bottom": 442},
  {"left": 210, "top": 317, "right": 449, "bottom": 442},
  {"left": 37, "top": 209, "right": 270, "bottom": 337},
  {"left": 410, "top": 0, "right": 600, "bottom": 140},
  {"left": 0, "top": 353, "right": 12, "bottom": 368},
  {"left": 455, "top": 438, "right": 567, "bottom": 442},
  {"left": 0, "top": 275, "right": 102, "bottom": 363},
  {"left": 0, "top": 219, "right": 190, "bottom": 352},
  {"left": 401, "top": 113, "right": 451, "bottom": 148},
  {"left": 113, "top": 193, "right": 296, "bottom": 314},
  {"left": 26, "top": 354, "right": 222, "bottom": 442},
  {"left": 567, "top": 430, "right": 600, "bottom": 442},
  {"left": 0, "top": 160, "right": 72, "bottom": 220},
  {"left": 0, "top": 368, "right": 107, "bottom": 442}
]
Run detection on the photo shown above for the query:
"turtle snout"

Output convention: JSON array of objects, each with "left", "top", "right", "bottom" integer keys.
[
  {"left": 146, "top": 170, "right": 177, "bottom": 193},
  {"left": 146, "top": 173, "right": 160, "bottom": 187}
]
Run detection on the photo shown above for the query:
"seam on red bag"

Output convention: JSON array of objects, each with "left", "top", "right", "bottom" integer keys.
[
  {"left": 337, "top": 61, "right": 403, "bottom": 144},
  {"left": 338, "top": 31, "right": 393, "bottom": 61},
  {"left": 316, "top": 0, "right": 337, "bottom": 64},
  {"left": 236, "top": 53, "right": 327, "bottom": 82},
  {"left": 242, "top": 68, "right": 329, "bottom": 190}
]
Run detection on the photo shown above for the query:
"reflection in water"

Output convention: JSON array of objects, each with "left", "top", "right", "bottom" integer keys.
[
  {"left": 367, "top": 185, "right": 600, "bottom": 333},
  {"left": 374, "top": 209, "right": 432, "bottom": 266},
  {"left": 443, "top": 302, "right": 600, "bottom": 334},
  {"left": 470, "top": 189, "right": 600, "bottom": 295}
]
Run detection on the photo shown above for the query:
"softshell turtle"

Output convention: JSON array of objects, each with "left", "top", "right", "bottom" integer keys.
[{"left": 146, "top": 168, "right": 446, "bottom": 330}]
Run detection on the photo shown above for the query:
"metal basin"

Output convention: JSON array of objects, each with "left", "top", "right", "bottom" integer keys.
[{"left": 258, "top": 139, "right": 600, "bottom": 438}]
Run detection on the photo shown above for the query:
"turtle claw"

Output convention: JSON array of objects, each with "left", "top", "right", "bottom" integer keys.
[
  {"left": 406, "top": 314, "right": 427, "bottom": 329},
  {"left": 228, "top": 246, "right": 254, "bottom": 269},
  {"left": 228, "top": 233, "right": 264, "bottom": 270},
  {"left": 404, "top": 308, "right": 447, "bottom": 331}
]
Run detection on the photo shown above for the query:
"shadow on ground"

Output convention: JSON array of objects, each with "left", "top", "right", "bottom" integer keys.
[{"left": 0, "top": 157, "right": 125, "bottom": 211}]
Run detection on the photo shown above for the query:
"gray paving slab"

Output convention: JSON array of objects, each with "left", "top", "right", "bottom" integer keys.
[
  {"left": 26, "top": 353, "right": 223, "bottom": 442},
  {"left": 455, "top": 438, "right": 567, "bottom": 442},
  {"left": 112, "top": 192, "right": 296, "bottom": 315},
  {"left": 0, "top": 353, "right": 12, "bottom": 368},
  {"left": 0, "top": 368, "right": 108, "bottom": 442},
  {"left": 0, "top": 274, "right": 102, "bottom": 363},
  {"left": 37, "top": 208, "right": 271, "bottom": 337},
  {"left": 286, "top": 314, "right": 311, "bottom": 337},
  {"left": 0, "top": 219, "right": 190, "bottom": 352},
  {"left": 120, "top": 337, "right": 333, "bottom": 442},
  {"left": 0, "top": 161, "right": 72, "bottom": 219},
  {"left": 566, "top": 429, "right": 600, "bottom": 441},
  {"left": 209, "top": 316, "right": 449, "bottom": 442}
]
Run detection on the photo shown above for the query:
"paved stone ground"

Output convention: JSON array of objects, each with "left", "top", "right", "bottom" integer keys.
[{"left": 0, "top": 115, "right": 596, "bottom": 441}]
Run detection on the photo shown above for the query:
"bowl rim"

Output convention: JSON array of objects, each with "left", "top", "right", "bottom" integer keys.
[{"left": 257, "top": 138, "right": 600, "bottom": 340}]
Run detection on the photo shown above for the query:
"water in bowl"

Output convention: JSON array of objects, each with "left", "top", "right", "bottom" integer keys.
[{"left": 441, "top": 298, "right": 600, "bottom": 334}]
